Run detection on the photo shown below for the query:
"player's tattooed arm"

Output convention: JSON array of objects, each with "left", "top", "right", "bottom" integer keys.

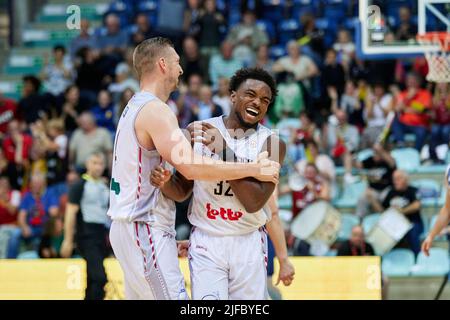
[
  {"left": 228, "top": 135, "right": 286, "bottom": 213},
  {"left": 150, "top": 166, "right": 193, "bottom": 202}
]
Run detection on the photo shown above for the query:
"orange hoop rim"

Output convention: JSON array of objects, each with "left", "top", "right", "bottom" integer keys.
[{"left": 417, "top": 32, "right": 450, "bottom": 51}]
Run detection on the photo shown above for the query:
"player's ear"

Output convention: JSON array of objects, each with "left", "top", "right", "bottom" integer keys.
[
  {"left": 230, "top": 91, "right": 236, "bottom": 104},
  {"left": 158, "top": 57, "right": 166, "bottom": 73}
]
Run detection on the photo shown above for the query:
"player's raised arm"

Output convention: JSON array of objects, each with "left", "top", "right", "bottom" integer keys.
[
  {"left": 422, "top": 172, "right": 450, "bottom": 256},
  {"left": 140, "top": 100, "right": 279, "bottom": 183}
]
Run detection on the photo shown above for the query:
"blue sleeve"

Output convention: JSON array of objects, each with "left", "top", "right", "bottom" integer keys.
[{"left": 19, "top": 193, "right": 31, "bottom": 211}]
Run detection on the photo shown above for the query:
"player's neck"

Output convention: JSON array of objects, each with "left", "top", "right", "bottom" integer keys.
[
  {"left": 140, "top": 81, "right": 169, "bottom": 102},
  {"left": 223, "top": 115, "right": 258, "bottom": 139}
]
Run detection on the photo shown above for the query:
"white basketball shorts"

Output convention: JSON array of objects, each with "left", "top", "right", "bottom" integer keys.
[
  {"left": 188, "top": 226, "right": 268, "bottom": 300},
  {"left": 109, "top": 220, "right": 188, "bottom": 300}
]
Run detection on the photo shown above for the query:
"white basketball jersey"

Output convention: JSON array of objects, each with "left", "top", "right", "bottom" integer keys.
[
  {"left": 107, "top": 92, "right": 176, "bottom": 234},
  {"left": 188, "top": 116, "right": 274, "bottom": 236}
]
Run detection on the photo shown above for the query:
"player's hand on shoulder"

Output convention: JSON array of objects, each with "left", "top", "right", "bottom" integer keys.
[
  {"left": 187, "top": 121, "right": 227, "bottom": 153},
  {"left": 254, "top": 151, "right": 280, "bottom": 184},
  {"left": 150, "top": 165, "right": 172, "bottom": 188}
]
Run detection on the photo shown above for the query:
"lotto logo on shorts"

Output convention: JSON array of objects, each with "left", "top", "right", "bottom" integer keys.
[{"left": 206, "top": 203, "right": 243, "bottom": 221}]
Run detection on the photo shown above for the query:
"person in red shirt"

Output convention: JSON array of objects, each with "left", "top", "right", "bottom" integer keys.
[
  {"left": 0, "top": 176, "right": 21, "bottom": 226},
  {"left": 292, "top": 163, "right": 331, "bottom": 218},
  {"left": 429, "top": 83, "right": 450, "bottom": 163},
  {"left": 2, "top": 120, "right": 33, "bottom": 165},
  {"left": 391, "top": 72, "right": 432, "bottom": 151},
  {"left": 0, "top": 176, "right": 22, "bottom": 258},
  {"left": 0, "top": 93, "right": 17, "bottom": 140}
]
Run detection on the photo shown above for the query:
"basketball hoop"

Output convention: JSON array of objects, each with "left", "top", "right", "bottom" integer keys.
[{"left": 417, "top": 32, "right": 450, "bottom": 83}]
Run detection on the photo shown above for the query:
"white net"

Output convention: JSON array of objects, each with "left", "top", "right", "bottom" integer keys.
[{"left": 417, "top": 32, "right": 450, "bottom": 83}]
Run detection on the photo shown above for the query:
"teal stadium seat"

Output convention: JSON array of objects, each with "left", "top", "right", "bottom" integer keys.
[
  {"left": 357, "top": 149, "right": 374, "bottom": 162},
  {"left": 333, "top": 180, "right": 367, "bottom": 209},
  {"left": 411, "top": 248, "right": 450, "bottom": 276},
  {"left": 391, "top": 148, "right": 421, "bottom": 173},
  {"left": 382, "top": 249, "right": 415, "bottom": 276},
  {"left": 17, "top": 251, "right": 39, "bottom": 259},
  {"left": 278, "top": 194, "right": 293, "bottom": 210},
  {"left": 362, "top": 213, "right": 381, "bottom": 235},
  {"left": 337, "top": 213, "right": 360, "bottom": 240}
]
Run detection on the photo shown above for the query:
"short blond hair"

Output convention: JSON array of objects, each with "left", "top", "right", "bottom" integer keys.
[
  {"left": 48, "top": 119, "right": 65, "bottom": 133},
  {"left": 133, "top": 37, "right": 174, "bottom": 79}
]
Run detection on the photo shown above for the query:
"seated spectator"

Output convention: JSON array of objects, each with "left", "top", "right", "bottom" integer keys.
[
  {"left": 429, "top": 83, "right": 450, "bottom": 164},
  {"left": 0, "top": 92, "right": 18, "bottom": 140},
  {"left": 17, "top": 75, "right": 48, "bottom": 125},
  {"left": 355, "top": 143, "right": 396, "bottom": 218},
  {"left": 370, "top": 170, "right": 423, "bottom": 255},
  {"left": 391, "top": 72, "right": 432, "bottom": 151},
  {"left": 91, "top": 90, "right": 116, "bottom": 135},
  {"left": 288, "top": 113, "right": 321, "bottom": 163},
  {"left": 30, "top": 120, "right": 68, "bottom": 192},
  {"left": 155, "top": 0, "right": 185, "bottom": 49},
  {"left": 197, "top": 0, "right": 225, "bottom": 57},
  {"left": 252, "top": 44, "right": 274, "bottom": 75},
  {"left": 2, "top": 120, "right": 33, "bottom": 188},
  {"left": 116, "top": 88, "right": 135, "bottom": 123},
  {"left": 183, "top": 0, "right": 203, "bottom": 38},
  {"left": 295, "top": 140, "right": 336, "bottom": 185},
  {"left": 40, "top": 45, "right": 74, "bottom": 103},
  {"left": 332, "top": 29, "right": 356, "bottom": 70},
  {"left": 69, "top": 112, "right": 113, "bottom": 174},
  {"left": 192, "top": 85, "right": 223, "bottom": 121},
  {"left": 108, "top": 62, "right": 139, "bottom": 103},
  {"left": 325, "top": 110, "right": 360, "bottom": 184},
  {"left": 180, "top": 37, "right": 209, "bottom": 82},
  {"left": 130, "top": 13, "right": 157, "bottom": 46},
  {"left": 334, "top": 80, "right": 364, "bottom": 131},
  {"left": 75, "top": 47, "right": 106, "bottom": 103},
  {"left": 322, "top": 49, "right": 345, "bottom": 97},
  {"left": 337, "top": 225, "right": 375, "bottom": 256},
  {"left": 226, "top": 10, "right": 269, "bottom": 51},
  {"left": 0, "top": 176, "right": 21, "bottom": 258},
  {"left": 273, "top": 72, "right": 304, "bottom": 120},
  {"left": 212, "top": 77, "right": 232, "bottom": 116},
  {"left": 97, "top": 13, "right": 128, "bottom": 56},
  {"left": 8, "top": 172, "right": 59, "bottom": 258},
  {"left": 272, "top": 41, "right": 319, "bottom": 94},
  {"left": 70, "top": 19, "right": 98, "bottom": 59},
  {"left": 360, "top": 81, "right": 393, "bottom": 149},
  {"left": 60, "top": 85, "right": 92, "bottom": 133},
  {"left": 209, "top": 41, "right": 243, "bottom": 90},
  {"left": 176, "top": 73, "right": 202, "bottom": 128},
  {"left": 96, "top": 13, "right": 129, "bottom": 76},
  {"left": 39, "top": 216, "right": 64, "bottom": 258},
  {"left": 394, "top": 7, "right": 417, "bottom": 41},
  {"left": 231, "top": 29, "right": 256, "bottom": 68},
  {"left": 284, "top": 164, "right": 330, "bottom": 256},
  {"left": 290, "top": 163, "right": 331, "bottom": 218}
]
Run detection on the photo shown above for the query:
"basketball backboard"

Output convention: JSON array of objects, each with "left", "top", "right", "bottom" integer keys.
[{"left": 357, "top": 0, "right": 450, "bottom": 59}]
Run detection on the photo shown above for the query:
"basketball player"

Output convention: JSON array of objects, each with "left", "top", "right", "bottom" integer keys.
[
  {"left": 107, "top": 38, "right": 280, "bottom": 300},
  {"left": 150, "top": 67, "right": 295, "bottom": 300},
  {"left": 422, "top": 165, "right": 450, "bottom": 256}
]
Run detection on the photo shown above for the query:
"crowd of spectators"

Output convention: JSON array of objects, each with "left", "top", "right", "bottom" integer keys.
[{"left": 0, "top": 0, "right": 449, "bottom": 260}]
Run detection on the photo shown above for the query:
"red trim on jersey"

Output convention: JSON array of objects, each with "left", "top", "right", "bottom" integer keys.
[
  {"left": 135, "top": 222, "right": 147, "bottom": 272},
  {"left": 145, "top": 224, "right": 158, "bottom": 269},
  {"left": 136, "top": 147, "right": 142, "bottom": 200}
]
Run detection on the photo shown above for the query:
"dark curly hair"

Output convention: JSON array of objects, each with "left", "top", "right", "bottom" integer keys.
[{"left": 229, "top": 67, "right": 278, "bottom": 103}]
